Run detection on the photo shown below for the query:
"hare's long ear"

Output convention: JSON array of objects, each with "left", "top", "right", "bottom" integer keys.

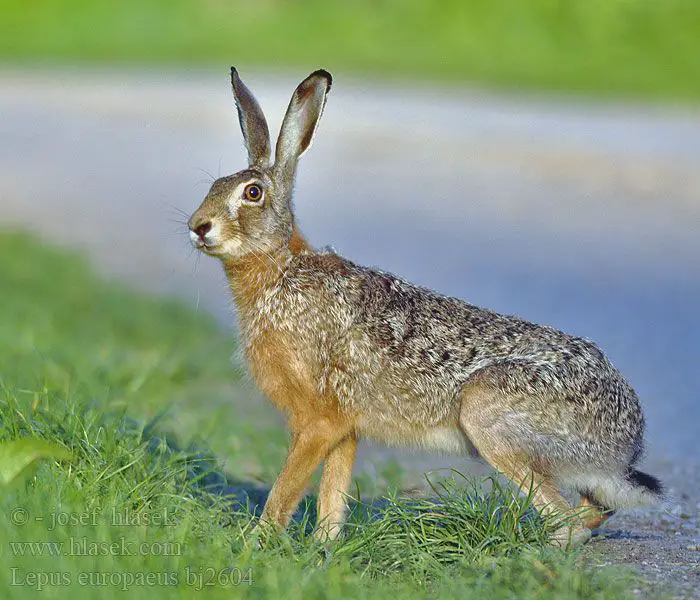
[
  {"left": 274, "top": 70, "right": 332, "bottom": 187},
  {"left": 231, "top": 67, "right": 271, "bottom": 169}
]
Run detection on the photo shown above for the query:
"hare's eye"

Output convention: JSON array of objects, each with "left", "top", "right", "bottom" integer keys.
[{"left": 243, "top": 183, "right": 263, "bottom": 203}]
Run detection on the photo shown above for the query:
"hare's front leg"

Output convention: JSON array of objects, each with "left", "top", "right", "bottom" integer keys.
[
  {"left": 315, "top": 434, "right": 357, "bottom": 541},
  {"left": 260, "top": 419, "right": 349, "bottom": 531}
]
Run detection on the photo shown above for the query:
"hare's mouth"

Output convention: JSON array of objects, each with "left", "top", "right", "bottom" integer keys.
[
  {"left": 195, "top": 240, "right": 220, "bottom": 254},
  {"left": 189, "top": 229, "right": 220, "bottom": 254}
]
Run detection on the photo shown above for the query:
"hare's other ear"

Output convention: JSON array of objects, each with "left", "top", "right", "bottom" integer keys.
[
  {"left": 274, "top": 69, "right": 332, "bottom": 180},
  {"left": 231, "top": 67, "right": 271, "bottom": 169}
]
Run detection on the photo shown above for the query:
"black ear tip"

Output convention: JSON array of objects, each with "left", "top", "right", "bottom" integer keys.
[
  {"left": 230, "top": 66, "right": 238, "bottom": 82},
  {"left": 312, "top": 69, "right": 332, "bottom": 89}
]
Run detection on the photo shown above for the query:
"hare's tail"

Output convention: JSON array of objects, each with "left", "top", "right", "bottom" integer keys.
[
  {"left": 627, "top": 469, "right": 664, "bottom": 501},
  {"left": 568, "top": 468, "right": 664, "bottom": 511}
]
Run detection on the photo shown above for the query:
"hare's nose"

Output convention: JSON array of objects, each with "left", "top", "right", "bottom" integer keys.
[{"left": 193, "top": 221, "right": 212, "bottom": 239}]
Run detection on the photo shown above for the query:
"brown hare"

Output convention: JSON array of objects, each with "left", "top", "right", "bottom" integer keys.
[{"left": 188, "top": 68, "right": 663, "bottom": 548}]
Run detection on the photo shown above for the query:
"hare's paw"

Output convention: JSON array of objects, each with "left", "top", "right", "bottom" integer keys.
[
  {"left": 244, "top": 521, "right": 277, "bottom": 550},
  {"left": 313, "top": 521, "right": 344, "bottom": 544},
  {"left": 550, "top": 525, "right": 592, "bottom": 550}
]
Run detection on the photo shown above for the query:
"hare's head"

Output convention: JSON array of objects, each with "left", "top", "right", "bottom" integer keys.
[{"left": 188, "top": 68, "right": 331, "bottom": 261}]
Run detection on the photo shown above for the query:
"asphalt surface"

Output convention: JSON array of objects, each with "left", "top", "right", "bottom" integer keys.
[{"left": 1, "top": 67, "right": 699, "bottom": 595}]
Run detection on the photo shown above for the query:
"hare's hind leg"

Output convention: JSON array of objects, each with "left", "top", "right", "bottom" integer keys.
[
  {"left": 578, "top": 494, "right": 615, "bottom": 531},
  {"left": 315, "top": 434, "right": 357, "bottom": 541},
  {"left": 457, "top": 381, "right": 591, "bottom": 549}
]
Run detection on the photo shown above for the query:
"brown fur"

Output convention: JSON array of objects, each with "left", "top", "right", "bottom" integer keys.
[
  {"left": 459, "top": 381, "right": 591, "bottom": 546},
  {"left": 188, "top": 68, "right": 663, "bottom": 550},
  {"left": 289, "top": 224, "right": 309, "bottom": 255},
  {"left": 578, "top": 495, "right": 614, "bottom": 531},
  {"left": 224, "top": 247, "right": 357, "bottom": 533}
]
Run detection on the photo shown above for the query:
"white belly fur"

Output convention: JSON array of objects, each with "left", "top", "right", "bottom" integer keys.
[
  {"left": 417, "top": 426, "right": 479, "bottom": 456},
  {"left": 359, "top": 419, "right": 479, "bottom": 457}
]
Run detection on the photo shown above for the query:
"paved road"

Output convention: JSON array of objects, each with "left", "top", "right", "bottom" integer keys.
[{"left": 1, "top": 67, "right": 699, "bottom": 483}]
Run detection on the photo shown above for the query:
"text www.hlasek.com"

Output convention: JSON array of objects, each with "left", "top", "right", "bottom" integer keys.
[
  {"left": 10, "top": 567, "right": 254, "bottom": 591},
  {"left": 10, "top": 537, "right": 182, "bottom": 557}
]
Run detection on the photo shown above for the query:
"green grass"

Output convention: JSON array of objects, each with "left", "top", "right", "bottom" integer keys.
[
  {"left": 0, "top": 230, "right": 640, "bottom": 599},
  {"left": 0, "top": 0, "right": 699, "bottom": 100}
]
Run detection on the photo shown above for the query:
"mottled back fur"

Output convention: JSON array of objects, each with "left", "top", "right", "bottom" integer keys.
[{"left": 188, "top": 69, "right": 662, "bottom": 549}]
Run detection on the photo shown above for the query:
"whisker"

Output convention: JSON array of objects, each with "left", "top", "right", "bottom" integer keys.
[
  {"left": 163, "top": 203, "right": 192, "bottom": 220},
  {"left": 249, "top": 249, "right": 269, "bottom": 273},
  {"left": 182, "top": 235, "right": 200, "bottom": 257},
  {"left": 179, "top": 231, "right": 195, "bottom": 253},
  {"left": 170, "top": 221, "right": 190, "bottom": 235},
  {"left": 173, "top": 207, "right": 191, "bottom": 219},
  {"left": 238, "top": 242, "right": 270, "bottom": 274},
  {"left": 247, "top": 238, "right": 285, "bottom": 277},
  {"left": 164, "top": 205, "right": 194, "bottom": 238},
  {"left": 195, "top": 167, "right": 216, "bottom": 183},
  {"left": 214, "top": 204, "right": 234, "bottom": 221}
]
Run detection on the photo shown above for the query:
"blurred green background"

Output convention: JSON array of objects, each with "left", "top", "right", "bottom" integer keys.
[
  {"left": 1, "top": 2, "right": 700, "bottom": 597},
  {"left": 1, "top": 0, "right": 699, "bottom": 100}
]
